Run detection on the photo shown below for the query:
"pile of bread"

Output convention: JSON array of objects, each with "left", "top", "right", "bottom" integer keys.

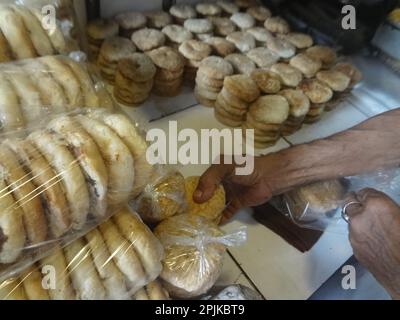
[
  {"left": 0, "top": 109, "right": 152, "bottom": 278},
  {"left": 0, "top": 2, "right": 79, "bottom": 63},
  {"left": 86, "top": 0, "right": 362, "bottom": 147},
  {"left": 0, "top": 55, "right": 113, "bottom": 132},
  {"left": 0, "top": 207, "right": 168, "bottom": 300}
]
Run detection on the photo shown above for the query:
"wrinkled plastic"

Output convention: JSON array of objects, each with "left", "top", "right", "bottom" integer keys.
[
  {"left": 0, "top": 206, "right": 165, "bottom": 300},
  {"left": 0, "top": 1, "right": 82, "bottom": 62},
  {"left": 135, "top": 169, "right": 187, "bottom": 224},
  {"left": 0, "top": 108, "right": 154, "bottom": 281},
  {"left": 154, "top": 214, "right": 247, "bottom": 298},
  {"left": 0, "top": 55, "right": 114, "bottom": 132},
  {"left": 273, "top": 167, "right": 400, "bottom": 233}
]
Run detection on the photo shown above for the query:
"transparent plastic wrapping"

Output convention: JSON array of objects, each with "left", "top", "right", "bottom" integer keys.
[
  {"left": 0, "top": 0, "right": 82, "bottom": 63},
  {"left": 0, "top": 206, "right": 165, "bottom": 300},
  {"left": 135, "top": 169, "right": 187, "bottom": 224},
  {"left": 0, "top": 54, "right": 114, "bottom": 132},
  {"left": 0, "top": 108, "right": 154, "bottom": 281},
  {"left": 154, "top": 214, "right": 247, "bottom": 298},
  {"left": 272, "top": 167, "right": 400, "bottom": 233}
]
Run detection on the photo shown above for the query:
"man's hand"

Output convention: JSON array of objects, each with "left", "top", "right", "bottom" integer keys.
[{"left": 345, "top": 188, "right": 400, "bottom": 300}]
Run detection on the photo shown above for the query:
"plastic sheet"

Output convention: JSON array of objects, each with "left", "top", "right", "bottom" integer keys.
[
  {"left": 154, "top": 214, "right": 247, "bottom": 298},
  {"left": 0, "top": 206, "right": 165, "bottom": 300},
  {"left": 0, "top": 108, "right": 154, "bottom": 281},
  {"left": 0, "top": 54, "right": 114, "bottom": 132}
]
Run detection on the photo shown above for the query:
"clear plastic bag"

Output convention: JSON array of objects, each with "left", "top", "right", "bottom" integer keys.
[
  {"left": 0, "top": 206, "right": 164, "bottom": 300},
  {"left": 154, "top": 214, "right": 247, "bottom": 298},
  {"left": 0, "top": 0, "right": 82, "bottom": 63},
  {"left": 272, "top": 167, "right": 400, "bottom": 233},
  {"left": 135, "top": 169, "right": 187, "bottom": 224},
  {"left": 0, "top": 108, "right": 154, "bottom": 281},
  {"left": 0, "top": 54, "right": 114, "bottom": 132}
]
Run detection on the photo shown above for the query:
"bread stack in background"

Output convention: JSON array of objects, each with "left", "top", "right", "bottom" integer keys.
[
  {"left": 179, "top": 39, "right": 212, "bottom": 82},
  {"left": 87, "top": 19, "right": 119, "bottom": 60}
]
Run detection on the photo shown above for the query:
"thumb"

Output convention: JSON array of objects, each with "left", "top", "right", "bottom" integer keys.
[{"left": 193, "top": 163, "right": 234, "bottom": 204}]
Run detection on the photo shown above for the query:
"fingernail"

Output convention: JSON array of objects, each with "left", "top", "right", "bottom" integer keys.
[{"left": 194, "top": 190, "right": 203, "bottom": 199}]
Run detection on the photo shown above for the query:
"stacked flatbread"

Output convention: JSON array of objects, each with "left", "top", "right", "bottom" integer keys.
[
  {"left": 0, "top": 110, "right": 152, "bottom": 278},
  {"left": 0, "top": 4, "right": 79, "bottom": 62},
  {"left": 0, "top": 55, "right": 113, "bottom": 132},
  {"left": 0, "top": 207, "right": 164, "bottom": 300}
]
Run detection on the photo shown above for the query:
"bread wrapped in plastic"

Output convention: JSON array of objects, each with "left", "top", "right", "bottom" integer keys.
[
  {"left": 0, "top": 55, "right": 113, "bottom": 132},
  {"left": 0, "top": 108, "right": 154, "bottom": 281},
  {"left": 135, "top": 170, "right": 187, "bottom": 224},
  {"left": 154, "top": 214, "right": 247, "bottom": 298},
  {"left": 0, "top": 1, "right": 81, "bottom": 63},
  {"left": 184, "top": 176, "right": 226, "bottom": 224},
  {"left": 0, "top": 206, "right": 164, "bottom": 300}
]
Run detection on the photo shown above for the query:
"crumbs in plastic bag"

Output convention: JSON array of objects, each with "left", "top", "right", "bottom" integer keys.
[
  {"left": 0, "top": 108, "right": 154, "bottom": 281},
  {"left": 154, "top": 214, "right": 247, "bottom": 298},
  {"left": 184, "top": 176, "right": 226, "bottom": 225},
  {"left": 135, "top": 170, "right": 187, "bottom": 224},
  {"left": 0, "top": 206, "right": 164, "bottom": 300}
]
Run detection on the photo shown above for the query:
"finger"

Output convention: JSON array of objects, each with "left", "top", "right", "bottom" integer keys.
[
  {"left": 193, "top": 162, "right": 234, "bottom": 204},
  {"left": 356, "top": 188, "right": 384, "bottom": 202},
  {"left": 343, "top": 192, "right": 364, "bottom": 218},
  {"left": 220, "top": 198, "right": 242, "bottom": 225}
]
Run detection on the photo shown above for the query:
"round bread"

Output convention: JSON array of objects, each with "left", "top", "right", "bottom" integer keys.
[
  {"left": 19, "top": 265, "right": 50, "bottom": 300},
  {"left": 195, "top": 92, "right": 216, "bottom": 108},
  {"left": 0, "top": 176, "right": 25, "bottom": 264},
  {"left": 305, "top": 45, "right": 337, "bottom": 69},
  {"left": 249, "top": 95, "right": 290, "bottom": 124},
  {"left": 98, "top": 218, "right": 147, "bottom": 292},
  {"left": 48, "top": 116, "right": 108, "bottom": 218},
  {"left": 113, "top": 208, "right": 163, "bottom": 281},
  {"left": 0, "top": 28, "right": 13, "bottom": 62},
  {"left": 235, "top": 0, "right": 259, "bottom": 9},
  {"left": 147, "top": 46, "right": 185, "bottom": 71},
  {"left": 224, "top": 53, "right": 256, "bottom": 75},
  {"left": 184, "top": 18, "right": 213, "bottom": 34},
  {"left": 246, "top": 47, "right": 279, "bottom": 68},
  {"left": 250, "top": 69, "right": 281, "bottom": 94},
  {"left": 194, "top": 86, "right": 219, "bottom": 100},
  {"left": 154, "top": 214, "right": 226, "bottom": 298},
  {"left": 316, "top": 70, "right": 351, "bottom": 92},
  {"left": 11, "top": 5, "right": 54, "bottom": 56},
  {"left": 115, "top": 12, "right": 147, "bottom": 31},
  {"left": 284, "top": 179, "right": 345, "bottom": 220},
  {"left": 270, "top": 62, "right": 303, "bottom": 87},
  {"left": 146, "top": 10, "right": 173, "bottom": 29},
  {"left": 179, "top": 39, "right": 211, "bottom": 61},
  {"left": 85, "top": 228, "right": 130, "bottom": 300},
  {"left": 0, "top": 6, "right": 36, "bottom": 59},
  {"left": 216, "top": 94, "right": 248, "bottom": 116},
  {"left": 207, "top": 17, "right": 235, "bottom": 36},
  {"left": 279, "top": 89, "right": 310, "bottom": 118},
  {"left": 216, "top": 1, "right": 239, "bottom": 15},
  {"left": 87, "top": 19, "right": 119, "bottom": 41},
  {"left": 267, "top": 37, "right": 296, "bottom": 59},
  {"left": 332, "top": 62, "right": 362, "bottom": 88},
  {"left": 0, "top": 144, "right": 47, "bottom": 244},
  {"left": 196, "top": 33, "right": 213, "bottom": 41},
  {"left": 136, "top": 171, "right": 186, "bottom": 224},
  {"left": 29, "top": 131, "right": 90, "bottom": 230},
  {"left": 131, "top": 28, "right": 165, "bottom": 51},
  {"left": 39, "top": 248, "right": 75, "bottom": 300},
  {"left": 5, "top": 139, "right": 71, "bottom": 238},
  {"left": 245, "top": 112, "right": 283, "bottom": 131},
  {"left": 63, "top": 238, "right": 106, "bottom": 300},
  {"left": 146, "top": 280, "right": 170, "bottom": 300},
  {"left": 223, "top": 74, "right": 260, "bottom": 103},
  {"left": 169, "top": 4, "right": 197, "bottom": 20},
  {"left": 185, "top": 176, "right": 225, "bottom": 224},
  {"left": 76, "top": 115, "right": 135, "bottom": 207},
  {"left": 281, "top": 32, "right": 313, "bottom": 49},
  {"left": 162, "top": 24, "right": 193, "bottom": 44},
  {"left": 246, "top": 27, "right": 274, "bottom": 43},
  {"left": 230, "top": 12, "right": 255, "bottom": 29},
  {"left": 226, "top": 31, "right": 256, "bottom": 53},
  {"left": 118, "top": 53, "right": 156, "bottom": 81},
  {"left": 220, "top": 87, "right": 248, "bottom": 110},
  {"left": 298, "top": 79, "right": 333, "bottom": 104},
  {"left": 215, "top": 110, "right": 244, "bottom": 127},
  {"left": 246, "top": 6, "right": 272, "bottom": 21},
  {"left": 99, "top": 36, "right": 136, "bottom": 62},
  {"left": 196, "top": 70, "right": 225, "bottom": 88},
  {"left": 204, "top": 36, "right": 235, "bottom": 57},
  {"left": 199, "top": 56, "right": 234, "bottom": 80},
  {"left": 289, "top": 53, "right": 322, "bottom": 78},
  {"left": 196, "top": 2, "right": 221, "bottom": 16},
  {"left": 264, "top": 16, "right": 290, "bottom": 34}
]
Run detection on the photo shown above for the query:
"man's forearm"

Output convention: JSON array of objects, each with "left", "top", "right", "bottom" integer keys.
[{"left": 264, "top": 108, "right": 400, "bottom": 194}]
